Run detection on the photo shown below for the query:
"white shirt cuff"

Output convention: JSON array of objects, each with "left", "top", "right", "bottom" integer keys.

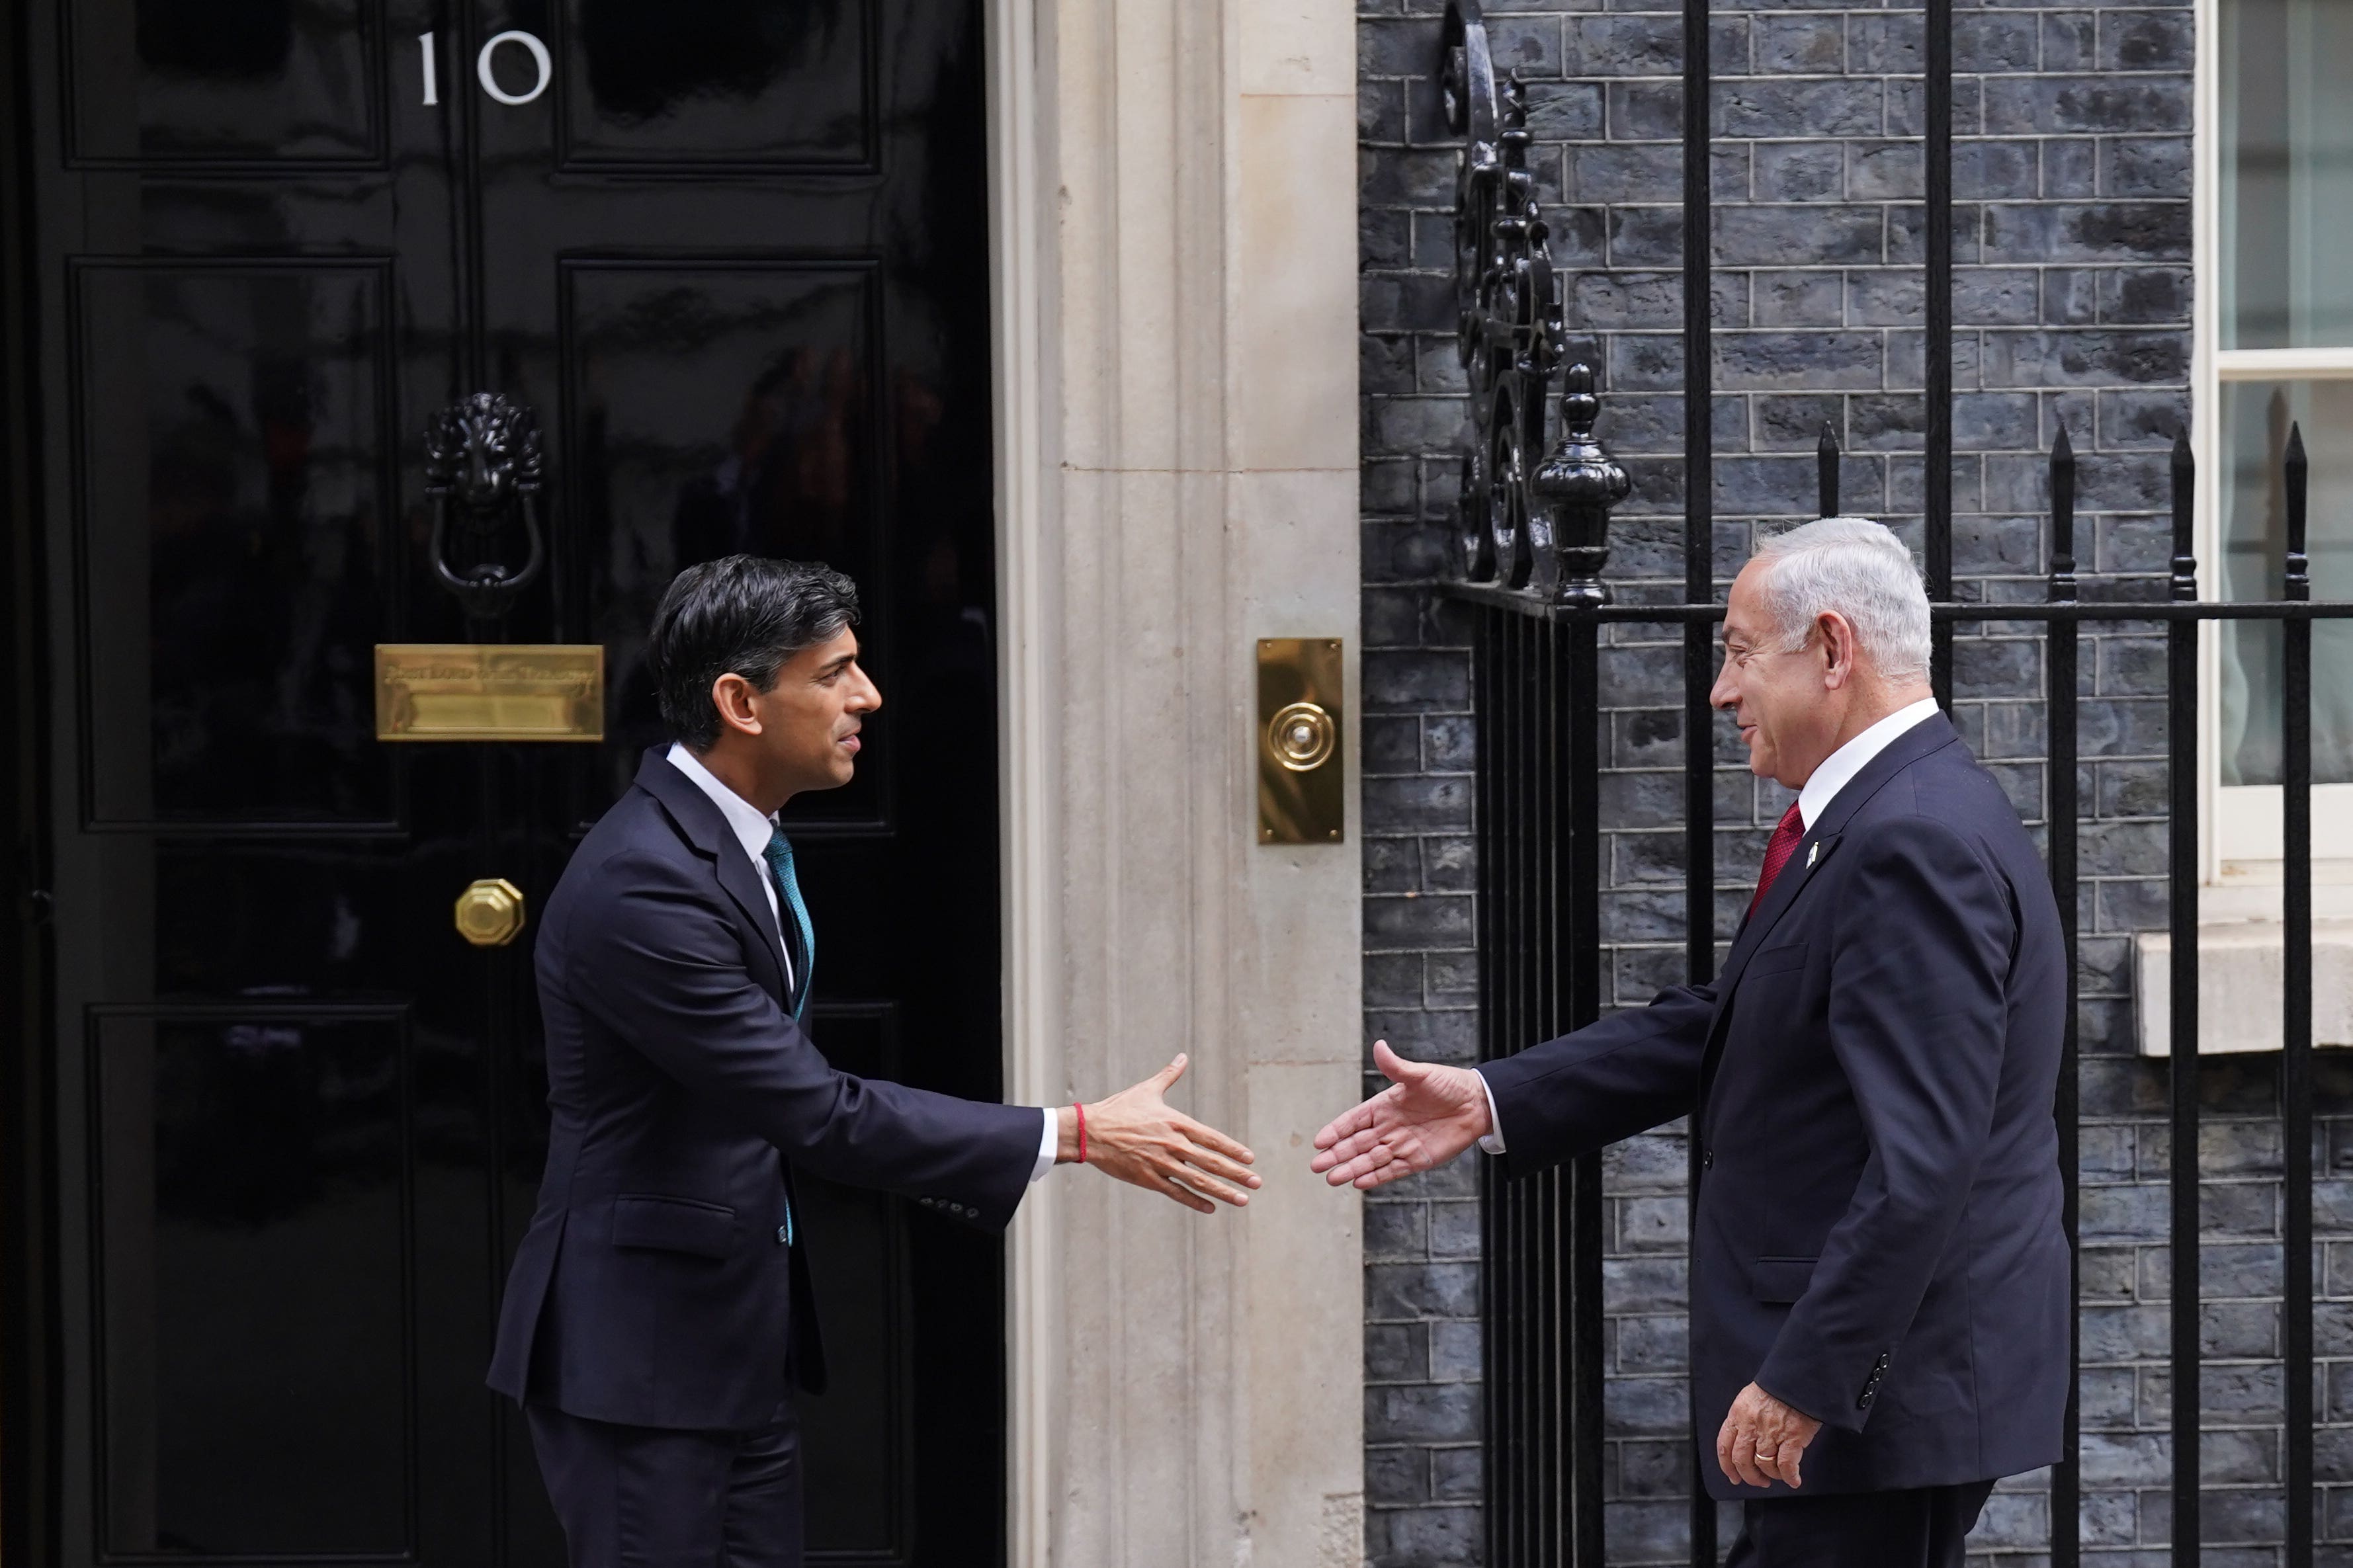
[
  {"left": 1476, "top": 1067, "right": 1506, "bottom": 1155},
  {"left": 1030, "top": 1106, "right": 1058, "bottom": 1182}
]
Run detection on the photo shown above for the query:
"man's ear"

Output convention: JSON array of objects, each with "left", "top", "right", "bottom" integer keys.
[
  {"left": 710, "top": 672, "right": 764, "bottom": 738},
  {"left": 1817, "top": 612, "right": 1858, "bottom": 689}
]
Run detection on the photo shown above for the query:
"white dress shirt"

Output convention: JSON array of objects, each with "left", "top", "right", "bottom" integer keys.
[
  {"left": 665, "top": 743, "right": 1058, "bottom": 1182},
  {"left": 1794, "top": 696, "right": 1940, "bottom": 831},
  {"left": 1472, "top": 696, "right": 1941, "bottom": 1155}
]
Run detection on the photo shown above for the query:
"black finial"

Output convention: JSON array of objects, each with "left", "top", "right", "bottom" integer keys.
[
  {"left": 1562, "top": 362, "right": 1600, "bottom": 434},
  {"left": 2169, "top": 429, "right": 2197, "bottom": 602},
  {"left": 1528, "top": 363, "right": 1631, "bottom": 607},
  {"left": 2048, "top": 426, "right": 2076, "bottom": 604},
  {"left": 1816, "top": 425, "right": 1840, "bottom": 518},
  {"left": 2286, "top": 421, "right": 2310, "bottom": 601}
]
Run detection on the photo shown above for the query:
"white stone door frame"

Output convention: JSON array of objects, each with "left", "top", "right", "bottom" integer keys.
[{"left": 984, "top": 0, "right": 1369, "bottom": 1562}]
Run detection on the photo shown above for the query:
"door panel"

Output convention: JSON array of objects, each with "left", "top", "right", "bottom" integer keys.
[
  {"left": 21, "top": 2, "right": 1002, "bottom": 1563},
  {"left": 556, "top": 0, "right": 878, "bottom": 171},
  {"left": 92, "top": 1007, "right": 413, "bottom": 1558},
  {"left": 563, "top": 258, "right": 886, "bottom": 820},
  {"left": 71, "top": 259, "right": 396, "bottom": 828},
  {"left": 65, "top": 0, "right": 386, "bottom": 167}
]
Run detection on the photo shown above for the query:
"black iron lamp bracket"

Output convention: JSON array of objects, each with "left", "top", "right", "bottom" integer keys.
[{"left": 1442, "top": 0, "right": 1627, "bottom": 605}]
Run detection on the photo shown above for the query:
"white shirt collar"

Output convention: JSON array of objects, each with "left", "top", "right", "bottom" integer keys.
[
  {"left": 665, "top": 741, "right": 777, "bottom": 868},
  {"left": 1796, "top": 697, "right": 1941, "bottom": 831}
]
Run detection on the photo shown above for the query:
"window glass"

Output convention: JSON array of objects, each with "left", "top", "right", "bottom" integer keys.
[
  {"left": 2218, "top": 380, "right": 2353, "bottom": 784},
  {"left": 2221, "top": 0, "right": 2353, "bottom": 349}
]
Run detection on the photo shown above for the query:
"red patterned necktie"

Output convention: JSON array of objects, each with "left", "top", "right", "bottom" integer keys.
[{"left": 1748, "top": 802, "right": 1806, "bottom": 915}]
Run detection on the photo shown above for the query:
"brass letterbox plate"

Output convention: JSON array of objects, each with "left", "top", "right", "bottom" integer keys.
[
  {"left": 1258, "top": 638, "right": 1346, "bottom": 845},
  {"left": 375, "top": 645, "right": 605, "bottom": 742}
]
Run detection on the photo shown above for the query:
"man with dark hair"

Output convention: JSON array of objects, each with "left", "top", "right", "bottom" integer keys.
[{"left": 490, "top": 554, "right": 1259, "bottom": 1568}]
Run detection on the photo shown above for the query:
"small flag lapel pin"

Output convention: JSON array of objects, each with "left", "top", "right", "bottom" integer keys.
[{"left": 1806, "top": 842, "right": 1820, "bottom": 868}]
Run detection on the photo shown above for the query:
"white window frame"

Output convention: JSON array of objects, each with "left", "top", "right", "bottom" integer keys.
[{"left": 2194, "top": 0, "right": 2353, "bottom": 884}]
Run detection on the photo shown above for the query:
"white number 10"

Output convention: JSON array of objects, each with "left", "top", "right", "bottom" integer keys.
[{"left": 419, "top": 30, "right": 552, "bottom": 108}]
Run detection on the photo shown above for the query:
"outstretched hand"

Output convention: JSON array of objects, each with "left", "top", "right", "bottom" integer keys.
[
  {"left": 1067, "top": 1053, "right": 1261, "bottom": 1214},
  {"left": 1309, "top": 1040, "right": 1492, "bottom": 1190}
]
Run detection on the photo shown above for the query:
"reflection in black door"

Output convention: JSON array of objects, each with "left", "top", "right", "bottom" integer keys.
[{"left": 13, "top": 3, "right": 1003, "bottom": 1563}]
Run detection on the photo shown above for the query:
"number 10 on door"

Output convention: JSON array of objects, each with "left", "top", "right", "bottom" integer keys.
[{"left": 419, "top": 30, "right": 554, "bottom": 107}]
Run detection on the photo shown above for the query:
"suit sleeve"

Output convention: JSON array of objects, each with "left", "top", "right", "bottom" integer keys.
[
  {"left": 566, "top": 849, "right": 1041, "bottom": 1229},
  {"left": 1478, "top": 982, "right": 1717, "bottom": 1176},
  {"left": 1754, "top": 818, "right": 2013, "bottom": 1430}
]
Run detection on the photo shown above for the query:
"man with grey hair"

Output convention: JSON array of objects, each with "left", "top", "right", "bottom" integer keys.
[{"left": 1312, "top": 517, "right": 2069, "bottom": 1566}]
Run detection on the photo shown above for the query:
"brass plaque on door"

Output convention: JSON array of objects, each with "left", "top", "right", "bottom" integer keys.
[
  {"left": 375, "top": 645, "right": 605, "bottom": 741},
  {"left": 1258, "top": 638, "right": 1346, "bottom": 845}
]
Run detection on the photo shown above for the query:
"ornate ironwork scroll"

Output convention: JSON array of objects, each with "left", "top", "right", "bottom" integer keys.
[
  {"left": 423, "top": 391, "right": 548, "bottom": 622},
  {"left": 1442, "top": 0, "right": 1627, "bottom": 603}
]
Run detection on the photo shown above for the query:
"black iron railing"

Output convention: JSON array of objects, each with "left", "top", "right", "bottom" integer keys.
[
  {"left": 1436, "top": 3, "right": 2334, "bottom": 1565},
  {"left": 1459, "top": 427, "right": 2339, "bottom": 1568}
]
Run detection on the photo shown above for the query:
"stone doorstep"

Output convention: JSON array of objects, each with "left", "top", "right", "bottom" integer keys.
[{"left": 2133, "top": 919, "right": 2353, "bottom": 1056}]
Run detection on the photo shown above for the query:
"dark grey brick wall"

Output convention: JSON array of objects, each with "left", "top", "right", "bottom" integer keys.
[{"left": 1359, "top": 0, "right": 2351, "bottom": 1563}]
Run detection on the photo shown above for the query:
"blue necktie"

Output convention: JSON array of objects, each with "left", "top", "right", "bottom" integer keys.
[
  {"left": 762, "top": 826, "right": 815, "bottom": 1021},
  {"left": 763, "top": 827, "right": 812, "bottom": 1251}
]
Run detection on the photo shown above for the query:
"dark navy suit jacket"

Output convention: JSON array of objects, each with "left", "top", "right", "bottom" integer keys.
[
  {"left": 1481, "top": 713, "right": 2069, "bottom": 1499},
  {"left": 487, "top": 749, "right": 1041, "bottom": 1431}
]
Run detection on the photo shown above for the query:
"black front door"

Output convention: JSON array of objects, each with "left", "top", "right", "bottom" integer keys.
[{"left": 9, "top": 3, "right": 1004, "bottom": 1563}]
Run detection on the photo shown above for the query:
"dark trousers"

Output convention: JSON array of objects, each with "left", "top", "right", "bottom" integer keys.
[
  {"left": 1726, "top": 1479, "right": 1996, "bottom": 1568},
  {"left": 527, "top": 1403, "right": 803, "bottom": 1568}
]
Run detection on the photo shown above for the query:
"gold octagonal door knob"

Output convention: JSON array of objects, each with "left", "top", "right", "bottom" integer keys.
[{"left": 454, "top": 878, "right": 527, "bottom": 948}]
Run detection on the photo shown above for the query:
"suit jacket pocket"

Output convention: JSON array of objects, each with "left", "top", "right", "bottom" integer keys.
[
  {"left": 1748, "top": 1255, "right": 1819, "bottom": 1304},
  {"left": 612, "top": 1194, "right": 740, "bottom": 1259},
  {"left": 1746, "top": 942, "right": 1808, "bottom": 981}
]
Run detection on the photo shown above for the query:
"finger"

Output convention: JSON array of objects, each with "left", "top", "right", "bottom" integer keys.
[
  {"left": 1727, "top": 1424, "right": 1769, "bottom": 1489},
  {"left": 1776, "top": 1434, "right": 1805, "bottom": 1491},
  {"left": 1151, "top": 1053, "right": 1189, "bottom": 1093},
  {"left": 1351, "top": 1144, "right": 1420, "bottom": 1189},
  {"left": 1332, "top": 1137, "right": 1402, "bottom": 1184},
  {"left": 1162, "top": 1161, "right": 1250, "bottom": 1207},
  {"left": 1351, "top": 1156, "right": 1425, "bottom": 1191},
  {"left": 1371, "top": 1039, "right": 1426, "bottom": 1088},
  {"left": 1140, "top": 1168, "right": 1215, "bottom": 1214},
  {"left": 1714, "top": 1417, "right": 1740, "bottom": 1489},
  {"left": 1320, "top": 1151, "right": 1367, "bottom": 1186},
  {"left": 1322, "top": 1141, "right": 1400, "bottom": 1188},
  {"left": 1174, "top": 1114, "right": 1255, "bottom": 1164},
  {"left": 1310, "top": 1100, "right": 1374, "bottom": 1154},
  {"left": 1311, "top": 1119, "right": 1394, "bottom": 1175},
  {"left": 1176, "top": 1139, "right": 1262, "bottom": 1189}
]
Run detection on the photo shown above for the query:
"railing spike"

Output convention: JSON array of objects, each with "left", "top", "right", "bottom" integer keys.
[
  {"left": 2169, "top": 429, "right": 2198, "bottom": 602},
  {"left": 2286, "top": 421, "right": 2310, "bottom": 600},
  {"left": 1816, "top": 424, "right": 1840, "bottom": 518},
  {"left": 2049, "top": 427, "right": 2076, "bottom": 604}
]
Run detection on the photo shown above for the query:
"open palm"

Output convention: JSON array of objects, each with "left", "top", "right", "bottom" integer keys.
[{"left": 1309, "top": 1041, "right": 1492, "bottom": 1190}]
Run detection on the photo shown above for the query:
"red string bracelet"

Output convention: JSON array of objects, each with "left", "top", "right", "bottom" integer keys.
[{"left": 1074, "top": 1102, "right": 1088, "bottom": 1165}]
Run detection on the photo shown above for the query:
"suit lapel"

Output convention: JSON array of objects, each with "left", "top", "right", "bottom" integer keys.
[
  {"left": 1696, "top": 711, "right": 1965, "bottom": 1106},
  {"left": 1715, "top": 828, "right": 1842, "bottom": 1000},
  {"left": 716, "top": 846, "right": 792, "bottom": 1007},
  {"left": 634, "top": 749, "right": 792, "bottom": 1007}
]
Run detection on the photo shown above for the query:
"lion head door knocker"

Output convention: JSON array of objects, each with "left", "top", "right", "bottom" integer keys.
[{"left": 423, "top": 392, "right": 547, "bottom": 623}]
